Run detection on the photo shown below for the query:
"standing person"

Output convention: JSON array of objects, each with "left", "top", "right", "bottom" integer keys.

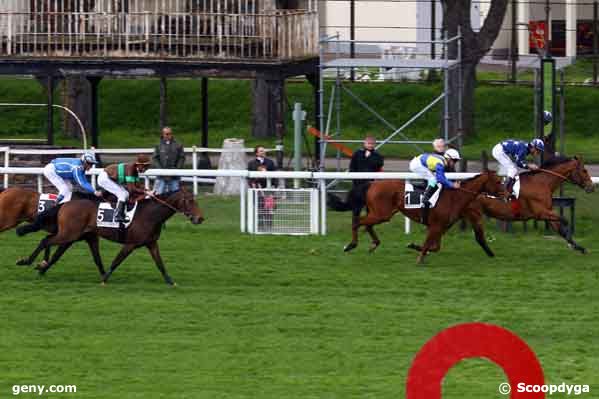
[
  {"left": 491, "top": 138, "right": 545, "bottom": 199},
  {"left": 97, "top": 154, "right": 152, "bottom": 223},
  {"left": 432, "top": 138, "right": 447, "bottom": 155},
  {"left": 16, "top": 152, "right": 102, "bottom": 236},
  {"left": 152, "top": 127, "right": 185, "bottom": 194},
  {"left": 347, "top": 135, "right": 384, "bottom": 215},
  {"left": 247, "top": 145, "right": 277, "bottom": 189}
]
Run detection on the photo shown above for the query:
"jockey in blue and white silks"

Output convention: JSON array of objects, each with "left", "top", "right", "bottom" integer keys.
[
  {"left": 492, "top": 138, "right": 544, "bottom": 197},
  {"left": 409, "top": 148, "right": 461, "bottom": 224},
  {"left": 16, "top": 152, "right": 103, "bottom": 237},
  {"left": 43, "top": 152, "right": 102, "bottom": 204}
]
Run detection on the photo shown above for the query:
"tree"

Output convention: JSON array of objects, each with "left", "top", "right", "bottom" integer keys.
[{"left": 442, "top": 0, "right": 508, "bottom": 138}]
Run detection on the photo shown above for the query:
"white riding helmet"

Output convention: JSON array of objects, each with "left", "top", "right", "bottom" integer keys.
[
  {"left": 444, "top": 148, "right": 461, "bottom": 161},
  {"left": 81, "top": 152, "right": 98, "bottom": 165}
]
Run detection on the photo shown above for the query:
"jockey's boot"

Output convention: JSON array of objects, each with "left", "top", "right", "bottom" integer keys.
[
  {"left": 420, "top": 185, "right": 438, "bottom": 225},
  {"left": 504, "top": 177, "right": 516, "bottom": 200},
  {"left": 113, "top": 201, "right": 129, "bottom": 224},
  {"left": 16, "top": 204, "right": 60, "bottom": 236}
]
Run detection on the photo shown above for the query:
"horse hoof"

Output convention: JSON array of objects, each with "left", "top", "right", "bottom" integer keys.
[
  {"left": 37, "top": 260, "right": 48, "bottom": 269},
  {"left": 16, "top": 259, "right": 30, "bottom": 266},
  {"left": 368, "top": 241, "right": 380, "bottom": 253},
  {"left": 343, "top": 243, "right": 357, "bottom": 252},
  {"left": 100, "top": 281, "right": 106, "bottom": 286}
]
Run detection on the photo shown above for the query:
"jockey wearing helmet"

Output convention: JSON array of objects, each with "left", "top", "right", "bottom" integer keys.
[
  {"left": 98, "top": 154, "right": 152, "bottom": 223},
  {"left": 409, "top": 148, "right": 461, "bottom": 224},
  {"left": 16, "top": 151, "right": 102, "bottom": 236},
  {"left": 491, "top": 137, "right": 545, "bottom": 199}
]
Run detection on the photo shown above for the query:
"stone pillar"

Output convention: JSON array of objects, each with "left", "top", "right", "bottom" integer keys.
[
  {"left": 566, "top": 0, "right": 577, "bottom": 58},
  {"left": 518, "top": 0, "right": 530, "bottom": 56},
  {"left": 213, "top": 138, "right": 247, "bottom": 196}
]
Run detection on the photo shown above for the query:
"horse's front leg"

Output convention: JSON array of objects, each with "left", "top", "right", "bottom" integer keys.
[
  {"left": 146, "top": 241, "right": 175, "bottom": 286},
  {"left": 417, "top": 228, "right": 443, "bottom": 264},
  {"left": 536, "top": 208, "right": 587, "bottom": 254},
  {"left": 364, "top": 225, "right": 381, "bottom": 253},
  {"left": 16, "top": 236, "right": 52, "bottom": 266},
  {"left": 343, "top": 214, "right": 361, "bottom": 252}
]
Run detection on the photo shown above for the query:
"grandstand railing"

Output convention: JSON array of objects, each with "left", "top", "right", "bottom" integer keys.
[{"left": 2, "top": 166, "right": 597, "bottom": 235}]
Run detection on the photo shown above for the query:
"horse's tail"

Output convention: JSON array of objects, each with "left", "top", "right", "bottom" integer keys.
[{"left": 327, "top": 192, "right": 352, "bottom": 212}]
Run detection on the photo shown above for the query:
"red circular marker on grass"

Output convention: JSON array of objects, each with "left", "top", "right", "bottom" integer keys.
[{"left": 406, "top": 322, "right": 545, "bottom": 399}]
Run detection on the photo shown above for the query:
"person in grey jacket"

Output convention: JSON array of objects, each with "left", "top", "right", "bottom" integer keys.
[{"left": 152, "top": 127, "right": 185, "bottom": 194}]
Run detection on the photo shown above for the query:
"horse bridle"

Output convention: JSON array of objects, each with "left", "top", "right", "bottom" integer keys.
[{"left": 146, "top": 191, "right": 194, "bottom": 219}]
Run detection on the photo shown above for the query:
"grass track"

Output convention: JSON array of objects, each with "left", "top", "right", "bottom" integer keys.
[{"left": 1, "top": 188, "right": 598, "bottom": 398}]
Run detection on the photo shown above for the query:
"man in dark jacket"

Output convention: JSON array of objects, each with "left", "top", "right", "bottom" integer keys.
[
  {"left": 152, "top": 127, "right": 185, "bottom": 194},
  {"left": 348, "top": 136, "right": 384, "bottom": 217},
  {"left": 247, "top": 145, "right": 277, "bottom": 188}
]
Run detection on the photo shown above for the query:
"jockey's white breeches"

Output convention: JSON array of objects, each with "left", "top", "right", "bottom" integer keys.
[
  {"left": 492, "top": 143, "right": 518, "bottom": 179},
  {"left": 409, "top": 157, "right": 436, "bottom": 186},
  {"left": 97, "top": 171, "right": 129, "bottom": 202},
  {"left": 43, "top": 163, "right": 73, "bottom": 204}
]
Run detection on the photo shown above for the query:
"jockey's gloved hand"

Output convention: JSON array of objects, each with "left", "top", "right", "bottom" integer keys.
[
  {"left": 94, "top": 191, "right": 103, "bottom": 197},
  {"left": 528, "top": 164, "right": 539, "bottom": 171},
  {"left": 453, "top": 181, "right": 461, "bottom": 189}
]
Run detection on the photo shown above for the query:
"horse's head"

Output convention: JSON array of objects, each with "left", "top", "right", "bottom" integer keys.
[
  {"left": 570, "top": 156, "right": 595, "bottom": 193},
  {"left": 481, "top": 170, "right": 507, "bottom": 197},
  {"left": 168, "top": 188, "right": 205, "bottom": 224}
]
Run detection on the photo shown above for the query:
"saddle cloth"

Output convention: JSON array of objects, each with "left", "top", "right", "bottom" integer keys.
[
  {"left": 96, "top": 202, "right": 138, "bottom": 229},
  {"left": 37, "top": 193, "right": 58, "bottom": 214},
  {"left": 404, "top": 183, "right": 442, "bottom": 209}
]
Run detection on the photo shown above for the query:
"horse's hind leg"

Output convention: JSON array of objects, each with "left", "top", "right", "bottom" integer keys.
[{"left": 147, "top": 241, "right": 175, "bottom": 286}]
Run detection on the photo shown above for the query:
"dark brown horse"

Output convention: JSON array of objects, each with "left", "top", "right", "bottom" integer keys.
[
  {"left": 1, "top": 187, "right": 99, "bottom": 263},
  {"left": 17, "top": 189, "right": 204, "bottom": 285},
  {"left": 330, "top": 170, "right": 505, "bottom": 263},
  {"left": 463, "top": 156, "right": 595, "bottom": 254}
]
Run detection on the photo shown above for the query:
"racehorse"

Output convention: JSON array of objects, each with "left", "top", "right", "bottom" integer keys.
[
  {"left": 329, "top": 170, "right": 505, "bottom": 263},
  {"left": 1, "top": 187, "right": 99, "bottom": 262},
  {"left": 463, "top": 156, "right": 595, "bottom": 254},
  {"left": 17, "top": 189, "right": 204, "bottom": 285}
]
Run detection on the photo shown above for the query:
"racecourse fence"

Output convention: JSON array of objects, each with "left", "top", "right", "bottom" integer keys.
[{"left": 2, "top": 163, "right": 598, "bottom": 235}]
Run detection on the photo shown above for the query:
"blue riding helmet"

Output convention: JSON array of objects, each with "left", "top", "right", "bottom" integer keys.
[
  {"left": 81, "top": 152, "right": 98, "bottom": 165},
  {"left": 543, "top": 110, "right": 553, "bottom": 126},
  {"left": 530, "top": 138, "right": 545, "bottom": 152}
]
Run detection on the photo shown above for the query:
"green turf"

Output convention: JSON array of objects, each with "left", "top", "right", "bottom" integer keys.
[
  {"left": 2, "top": 75, "right": 599, "bottom": 161},
  {"left": 1, "top": 186, "right": 598, "bottom": 398}
]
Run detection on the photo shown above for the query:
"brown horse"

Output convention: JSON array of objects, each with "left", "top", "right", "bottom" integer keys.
[
  {"left": 331, "top": 170, "right": 505, "bottom": 263},
  {"left": 1, "top": 187, "right": 99, "bottom": 263},
  {"left": 0, "top": 187, "right": 40, "bottom": 232},
  {"left": 463, "top": 156, "right": 595, "bottom": 254},
  {"left": 17, "top": 189, "right": 204, "bottom": 285}
]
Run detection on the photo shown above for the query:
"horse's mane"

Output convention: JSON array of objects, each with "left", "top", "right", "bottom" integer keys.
[
  {"left": 155, "top": 190, "right": 181, "bottom": 200},
  {"left": 541, "top": 155, "right": 573, "bottom": 168}
]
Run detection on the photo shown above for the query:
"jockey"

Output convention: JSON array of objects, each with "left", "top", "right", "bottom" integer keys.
[
  {"left": 409, "top": 148, "right": 461, "bottom": 224},
  {"left": 16, "top": 152, "right": 102, "bottom": 236},
  {"left": 98, "top": 154, "right": 152, "bottom": 223},
  {"left": 492, "top": 138, "right": 545, "bottom": 198}
]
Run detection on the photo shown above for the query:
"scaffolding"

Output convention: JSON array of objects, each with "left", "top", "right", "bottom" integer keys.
[{"left": 318, "top": 33, "right": 463, "bottom": 170}]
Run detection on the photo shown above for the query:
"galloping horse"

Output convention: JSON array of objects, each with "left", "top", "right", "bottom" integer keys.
[
  {"left": 463, "top": 156, "right": 595, "bottom": 254},
  {"left": 0, "top": 187, "right": 43, "bottom": 232},
  {"left": 1, "top": 187, "right": 99, "bottom": 262},
  {"left": 17, "top": 189, "right": 204, "bottom": 285},
  {"left": 330, "top": 170, "right": 505, "bottom": 263}
]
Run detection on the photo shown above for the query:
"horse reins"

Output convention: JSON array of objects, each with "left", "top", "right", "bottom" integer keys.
[
  {"left": 538, "top": 168, "right": 568, "bottom": 181},
  {"left": 146, "top": 192, "right": 183, "bottom": 214}
]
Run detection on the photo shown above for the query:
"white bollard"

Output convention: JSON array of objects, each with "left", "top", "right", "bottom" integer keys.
[{"left": 213, "top": 138, "right": 247, "bottom": 196}]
